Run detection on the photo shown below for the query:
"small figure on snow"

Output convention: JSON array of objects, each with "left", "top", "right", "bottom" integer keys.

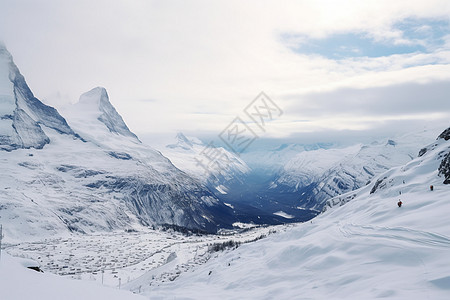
[
  {"left": 397, "top": 200, "right": 403, "bottom": 207},
  {"left": 430, "top": 185, "right": 434, "bottom": 191}
]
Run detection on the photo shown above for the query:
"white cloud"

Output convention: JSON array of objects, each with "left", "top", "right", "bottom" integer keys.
[{"left": 0, "top": 0, "right": 449, "bottom": 142}]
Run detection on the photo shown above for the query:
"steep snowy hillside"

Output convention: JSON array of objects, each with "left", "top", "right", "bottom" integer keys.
[
  {"left": 0, "top": 46, "right": 234, "bottom": 241},
  {"left": 157, "top": 133, "right": 250, "bottom": 195},
  {"left": 0, "top": 253, "right": 145, "bottom": 300},
  {"left": 272, "top": 130, "right": 437, "bottom": 210},
  {"left": 145, "top": 127, "right": 450, "bottom": 299}
]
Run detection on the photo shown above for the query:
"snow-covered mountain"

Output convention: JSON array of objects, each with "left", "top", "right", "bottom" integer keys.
[
  {"left": 271, "top": 131, "right": 437, "bottom": 210},
  {"left": 145, "top": 126, "right": 450, "bottom": 299},
  {"left": 73, "top": 87, "right": 140, "bottom": 141},
  {"left": 240, "top": 142, "right": 334, "bottom": 173},
  {"left": 0, "top": 44, "right": 77, "bottom": 151},
  {"left": 0, "top": 45, "right": 234, "bottom": 241},
  {"left": 157, "top": 133, "right": 250, "bottom": 195}
]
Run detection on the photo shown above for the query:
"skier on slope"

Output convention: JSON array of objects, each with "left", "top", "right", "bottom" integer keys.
[{"left": 397, "top": 200, "right": 402, "bottom": 207}]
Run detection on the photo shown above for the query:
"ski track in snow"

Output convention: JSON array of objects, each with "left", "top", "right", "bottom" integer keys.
[{"left": 339, "top": 223, "right": 450, "bottom": 249}]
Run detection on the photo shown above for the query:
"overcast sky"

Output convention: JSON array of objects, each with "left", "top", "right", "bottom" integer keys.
[{"left": 1, "top": 0, "right": 449, "bottom": 147}]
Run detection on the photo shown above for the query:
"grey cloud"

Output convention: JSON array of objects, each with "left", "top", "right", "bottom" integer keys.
[
  {"left": 285, "top": 80, "right": 450, "bottom": 118},
  {"left": 283, "top": 119, "right": 447, "bottom": 145},
  {"left": 215, "top": 118, "right": 449, "bottom": 152}
]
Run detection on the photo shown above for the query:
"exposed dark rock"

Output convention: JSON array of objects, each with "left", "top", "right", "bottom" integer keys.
[
  {"left": 370, "top": 177, "right": 387, "bottom": 194},
  {"left": 56, "top": 165, "right": 77, "bottom": 172},
  {"left": 322, "top": 193, "right": 357, "bottom": 212},
  {"left": 363, "top": 166, "right": 375, "bottom": 177},
  {"left": 108, "top": 151, "right": 132, "bottom": 160},
  {"left": 437, "top": 127, "right": 450, "bottom": 141},
  {"left": 27, "top": 266, "right": 43, "bottom": 273},
  {"left": 18, "top": 162, "right": 40, "bottom": 170},
  {"left": 438, "top": 152, "right": 450, "bottom": 184},
  {"left": 418, "top": 147, "right": 428, "bottom": 157},
  {"left": 386, "top": 139, "right": 397, "bottom": 146},
  {"left": 57, "top": 165, "right": 104, "bottom": 178}
]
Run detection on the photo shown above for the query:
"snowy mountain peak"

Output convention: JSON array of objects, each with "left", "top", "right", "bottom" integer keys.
[
  {"left": 77, "top": 87, "right": 139, "bottom": 141},
  {"left": 166, "top": 132, "right": 204, "bottom": 151},
  {"left": 176, "top": 132, "right": 194, "bottom": 147},
  {"left": 79, "top": 86, "right": 108, "bottom": 104},
  {"left": 0, "top": 43, "right": 13, "bottom": 65},
  {"left": 166, "top": 132, "right": 194, "bottom": 150},
  {"left": 0, "top": 44, "right": 76, "bottom": 151}
]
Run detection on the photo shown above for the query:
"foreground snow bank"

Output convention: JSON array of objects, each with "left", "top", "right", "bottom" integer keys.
[{"left": 0, "top": 253, "right": 144, "bottom": 300}]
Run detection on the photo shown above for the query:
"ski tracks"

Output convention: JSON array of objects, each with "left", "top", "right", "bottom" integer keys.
[{"left": 338, "top": 223, "right": 450, "bottom": 249}]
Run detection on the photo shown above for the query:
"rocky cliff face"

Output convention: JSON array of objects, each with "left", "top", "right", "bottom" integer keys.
[
  {"left": 438, "top": 127, "right": 450, "bottom": 184},
  {"left": 437, "top": 127, "right": 450, "bottom": 141}
]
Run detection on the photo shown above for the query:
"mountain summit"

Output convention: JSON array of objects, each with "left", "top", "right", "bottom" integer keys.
[
  {"left": 0, "top": 45, "right": 76, "bottom": 151},
  {"left": 76, "top": 87, "right": 139, "bottom": 141}
]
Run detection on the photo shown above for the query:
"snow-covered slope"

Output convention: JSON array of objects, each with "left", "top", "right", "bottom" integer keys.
[
  {"left": 0, "top": 46, "right": 234, "bottom": 241},
  {"left": 157, "top": 133, "right": 250, "bottom": 195},
  {"left": 0, "top": 253, "right": 145, "bottom": 300},
  {"left": 272, "top": 131, "right": 437, "bottom": 210},
  {"left": 145, "top": 126, "right": 450, "bottom": 299}
]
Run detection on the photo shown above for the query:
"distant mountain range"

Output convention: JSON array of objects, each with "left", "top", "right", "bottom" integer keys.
[{"left": 270, "top": 131, "right": 436, "bottom": 210}]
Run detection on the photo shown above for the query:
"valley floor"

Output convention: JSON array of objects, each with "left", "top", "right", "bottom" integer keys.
[{"left": 3, "top": 224, "right": 282, "bottom": 294}]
